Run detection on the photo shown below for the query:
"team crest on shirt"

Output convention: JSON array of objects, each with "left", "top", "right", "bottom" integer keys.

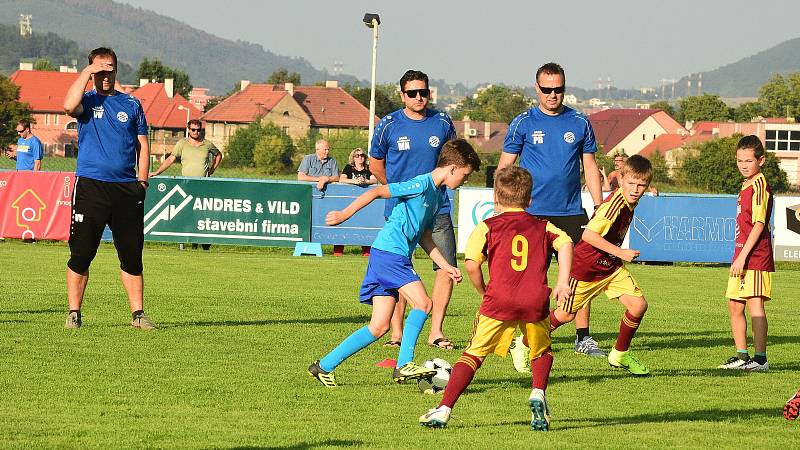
[
  {"left": 92, "top": 106, "right": 104, "bottom": 119},
  {"left": 564, "top": 132, "right": 575, "bottom": 143},
  {"left": 532, "top": 130, "right": 545, "bottom": 144},
  {"left": 397, "top": 136, "right": 411, "bottom": 151},
  {"left": 117, "top": 111, "right": 129, "bottom": 123},
  {"left": 429, "top": 136, "right": 440, "bottom": 147}
]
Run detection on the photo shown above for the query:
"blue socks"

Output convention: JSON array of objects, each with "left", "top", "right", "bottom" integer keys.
[
  {"left": 397, "top": 308, "right": 428, "bottom": 367},
  {"left": 319, "top": 326, "right": 378, "bottom": 373}
]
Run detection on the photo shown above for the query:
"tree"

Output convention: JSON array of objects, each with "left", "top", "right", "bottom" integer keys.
[
  {"left": 450, "top": 85, "right": 531, "bottom": 123},
  {"left": 649, "top": 101, "right": 675, "bottom": 119},
  {"left": 675, "top": 94, "right": 731, "bottom": 123},
  {"left": 682, "top": 135, "right": 788, "bottom": 194},
  {"left": 33, "top": 58, "right": 56, "bottom": 71},
  {"left": 267, "top": 68, "right": 301, "bottom": 85},
  {"left": 733, "top": 101, "right": 766, "bottom": 122},
  {"left": 136, "top": 58, "right": 193, "bottom": 97},
  {"left": 0, "top": 76, "right": 33, "bottom": 146},
  {"left": 324, "top": 129, "right": 369, "bottom": 166},
  {"left": 758, "top": 73, "right": 800, "bottom": 118},
  {"left": 343, "top": 83, "right": 402, "bottom": 118},
  {"left": 253, "top": 131, "right": 296, "bottom": 174},
  {"left": 648, "top": 150, "right": 672, "bottom": 184}
]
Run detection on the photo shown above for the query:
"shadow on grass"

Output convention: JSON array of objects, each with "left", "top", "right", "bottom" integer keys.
[
  {"left": 552, "top": 330, "right": 800, "bottom": 350},
  {"left": 0, "top": 308, "right": 61, "bottom": 315},
  {"left": 161, "top": 315, "right": 368, "bottom": 329},
  {"left": 230, "top": 440, "right": 362, "bottom": 449},
  {"left": 550, "top": 407, "right": 777, "bottom": 430}
]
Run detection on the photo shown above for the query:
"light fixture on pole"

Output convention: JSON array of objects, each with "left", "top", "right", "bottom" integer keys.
[
  {"left": 177, "top": 105, "right": 191, "bottom": 138},
  {"left": 363, "top": 13, "right": 380, "bottom": 152}
]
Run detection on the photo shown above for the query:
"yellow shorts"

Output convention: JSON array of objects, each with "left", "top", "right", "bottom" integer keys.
[
  {"left": 725, "top": 270, "right": 772, "bottom": 301},
  {"left": 464, "top": 313, "right": 551, "bottom": 359},
  {"left": 561, "top": 266, "right": 643, "bottom": 314}
]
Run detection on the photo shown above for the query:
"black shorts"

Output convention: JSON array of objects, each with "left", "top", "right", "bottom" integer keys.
[
  {"left": 68, "top": 177, "right": 146, "bottom": 275},
  {"left": 536, "top": 213, "right": 589, "bottom": 247}
]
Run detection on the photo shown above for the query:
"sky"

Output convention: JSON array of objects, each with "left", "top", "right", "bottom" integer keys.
[{"left": 121, "top": 0, "right": 800, "bottom": 90}]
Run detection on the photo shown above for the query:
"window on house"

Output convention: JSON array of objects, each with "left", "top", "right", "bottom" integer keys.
[
  {"left": 66, "top": 121, "right": 78, "bottom": 130},
  {"left": 765, "top": 128, "right": 800, "bottom": 152},
  {"left": 282, "top": 126, "right": 290, "bottom": 135},
  {"left": 642, "top": 134, "right": 645, "bottom": 140}
]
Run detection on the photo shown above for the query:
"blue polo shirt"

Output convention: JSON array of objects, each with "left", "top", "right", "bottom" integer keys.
[
  {"left": 369, "top": 108, "right": 456, "bottom": 217},
  {"left": 503, "top": 106, "right": 597, "bottom": 216},
  {"left": 371, "top": 173, "right": 441, "bottom": 259},
  {"left": 76, "top": 90, "right": 148, "bottom": 182},
  {"left": 15, "top": 135, "right": 44, "bottom": 170}
]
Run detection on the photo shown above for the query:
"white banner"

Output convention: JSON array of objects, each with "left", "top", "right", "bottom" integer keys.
[{"left": 772, "top": 196, "right": 800, "bottom": 261}]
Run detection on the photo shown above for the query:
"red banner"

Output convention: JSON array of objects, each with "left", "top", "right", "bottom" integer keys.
[{"left": 0, "top": 171, "right": 74, "bottom": 241}]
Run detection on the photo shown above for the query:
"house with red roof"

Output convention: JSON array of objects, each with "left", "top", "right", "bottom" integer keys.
[
  {"left": 453, "top": 118, "right": 508, "bottom": 153},
  {"left": 131, "top": 80, "right": 202, "bottom": 157},
  {"left": 201, "top": 81, "right": 377, "bottom": 151},
  {"left": 589, "top": 109, "right": 686, "bottom": 156}
]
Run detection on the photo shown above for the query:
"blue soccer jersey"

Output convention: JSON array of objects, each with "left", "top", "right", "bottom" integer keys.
[
  {"left": 503, "top": 106, "right": 597, "bottom": 216},
  {"left": 15, "top": 135, "right": 44, "bottom": 170},
  {"left": 371, "top": 173, "right": 442, "bottom": 259},
  {"left": 369, "top": 108, "right": 456, "bottom": 217},
  {"left": 76, "top": 90, "right": 148, "bottom": 182}
]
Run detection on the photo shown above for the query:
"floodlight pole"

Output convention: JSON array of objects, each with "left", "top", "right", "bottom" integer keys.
[
  {"left": 364, "top": 13, "right": 381, "bottom": 152},
  {"left": 177, "top": 105, "right": 191, "bottom": 138}
]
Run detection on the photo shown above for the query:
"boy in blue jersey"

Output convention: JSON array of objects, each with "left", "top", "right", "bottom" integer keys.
[
  {"left": 308, "top": 139, "right": 481, "bottom": 387},
  {"left": 369, "top": 69, "right": 459, "bottom": 350},
  {"left": 63, "top": 47, "right": 154, "bottom": 330},
  {"left": 8, "top": 120, "right": 44, "bottom": 171}
]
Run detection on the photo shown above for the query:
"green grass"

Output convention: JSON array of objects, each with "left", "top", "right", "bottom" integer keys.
[{"left": 1, "top": 239, "right": 799, "bottom": 449}]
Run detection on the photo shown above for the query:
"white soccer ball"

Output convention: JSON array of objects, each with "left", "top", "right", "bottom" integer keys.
[{"left": 418, "top": 358, "right": 452, "bottom": 394}]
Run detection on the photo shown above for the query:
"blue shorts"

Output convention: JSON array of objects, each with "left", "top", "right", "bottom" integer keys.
[{"left": 359, "top": 248, "right": 420, "bottom": 304}]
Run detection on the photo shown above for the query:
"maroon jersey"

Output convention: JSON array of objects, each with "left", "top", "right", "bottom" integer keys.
[
  {"left": 734, "top": 173, "right": 774, "bottom": 271},
  {"left": 572, "top": 189, "right": 635, "bottom": 282},
  {"left": 464, "top": 209, "right": 571, "bottom": 322}
]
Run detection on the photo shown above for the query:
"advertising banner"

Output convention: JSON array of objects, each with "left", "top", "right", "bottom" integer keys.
[
  {"left": 773, "top": 196, "right": 800, "bottom": 261},
  {"left": 0, "top": 171, "right": 74, "bottom": 241},
  {"left": 144, "top": 177, "right": 311, "bottom": 246}
]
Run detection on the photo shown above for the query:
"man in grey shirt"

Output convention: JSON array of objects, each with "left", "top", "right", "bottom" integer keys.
[{"left": 298, "top": 139, "right": 339, "bottom": 190}]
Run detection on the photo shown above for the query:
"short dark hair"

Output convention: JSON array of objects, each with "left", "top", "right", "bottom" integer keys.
[
  {"left": 399, "top": 70, "right": 428, "bottom": 91},
  {"left": 736, "top": 135, "right": 765, "bottom": 158},
  {"left": 17, "top": 119, "right": 31, "bottom": 130},
  {"left": 187, "top": 119, "right": 202, "bottom": 129},
  {"left": 494, "top": 166, "right": 532, "bottom": 208},
  {"left": 437, "top": 139, "right": 481, "bottom": 172},
  {"left": 620, "top": 154, "right": 653, "bottom": 181},
  {"left": 536, "top": 62, "right": 565, "bottom": 83},
  {"left": 88, "top": 47, "right": 117, "bottom": 69}
]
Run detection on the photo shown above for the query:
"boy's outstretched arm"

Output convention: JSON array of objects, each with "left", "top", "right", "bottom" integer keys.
[
  {"left": 581, "top": 229, "right": 640, "bottom": 262},
  {"left": 464, "top": 259, "right": 485, "bottom": 296},
  {"left": 325, "top": 185, "right": 390, "bottom": 225},
  {"left": 552, "top": 241, "right": 573, "bottom": 305},
  {"left": 730, "top": 221, "right": 764, "bottom": 277},
  {"left": 420, "top": 230, "right": 462, "bottom": 284}
]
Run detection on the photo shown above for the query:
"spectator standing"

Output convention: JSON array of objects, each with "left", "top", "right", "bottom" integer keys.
[
  {"left": 369, "top": 69, "right": 458, "bottom": 350},
  {"left": 335, "top": 147, "right": 376, "bottom": 257},
  {"left": 62, "top": 47, "right": 154, "bottom": 330},
  {"left": 8, "top": 119, "right": 44, "bottom": 171},
  {"left": 150, "top": 119, "right": 221, "bottom": 177},
  {"left": 499, "top": 62, "right": 605, "bottom": 368},
  {"left": 297, "top": 139, "right": 339, "bottom": 191}
]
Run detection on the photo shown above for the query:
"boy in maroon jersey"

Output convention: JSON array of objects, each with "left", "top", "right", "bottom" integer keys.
[
  {"left": 549, "top": 154, "right": 653, "bottom": 376},
  {"left": 419, "top": 166, "right": 573, "bottom": 431},
  {"left": 718, "top": 135, "right": 774, "bottom": 372}
]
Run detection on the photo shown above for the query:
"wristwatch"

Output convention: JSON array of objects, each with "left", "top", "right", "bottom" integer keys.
[{"left": 138, "top": 179, "right": 149, "bottom": 188}]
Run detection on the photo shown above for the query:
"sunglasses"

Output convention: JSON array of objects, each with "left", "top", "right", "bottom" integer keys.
[
  {"left": 189, "top": 128, "right": 202, "bottom": 132},
  {"left": 354, "top": 154, "right": 366, "bottom": 158},
  {"left": 16, "top": 129, "right": 25, "bottom": 133},
  {"left": 403, "top": 88, "right": 430, "bottom": 98},
  {"left": 538, "top": 85, "right": 565, "bottom": 95}
]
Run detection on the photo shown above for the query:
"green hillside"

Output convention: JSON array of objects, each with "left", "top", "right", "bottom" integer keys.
[
  {"left": 671, "top": 37, "right": 800, "bottom": 98},
  {"left": 0, "top": 0, "right": 361, "bottom": 94}
]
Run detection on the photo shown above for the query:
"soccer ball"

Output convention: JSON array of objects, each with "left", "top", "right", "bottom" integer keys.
[{"left": 417, "top": 358, "right": 452, "bottom": 394}]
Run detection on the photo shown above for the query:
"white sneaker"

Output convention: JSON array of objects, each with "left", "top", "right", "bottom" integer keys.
[
  {"left": 419, "top": 405, "right": 451, "bottom": 428},
  {"left": 509, "top": 335, "right": 531, "bottom": 373},
  {"left": 742, "top": 360, "right": 769, "bottom": 372},
  {"left": 528, "top": 388, "right": 551, "bottom": 431},
  {"left": 718, "top": 356, "right": 749, "bottom": 369}
]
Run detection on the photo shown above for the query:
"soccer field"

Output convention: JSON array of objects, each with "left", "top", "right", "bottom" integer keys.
[{"left": 1, "top": 240, "right": 798, "bottom": 449}]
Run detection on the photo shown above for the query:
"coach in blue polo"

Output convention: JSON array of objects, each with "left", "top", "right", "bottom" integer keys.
[
  {"left": 369, "top": 69, "right": 458, "bottom": 350},
  {"left": 63, "top": 47, "right": 155, "bottom": 331}
]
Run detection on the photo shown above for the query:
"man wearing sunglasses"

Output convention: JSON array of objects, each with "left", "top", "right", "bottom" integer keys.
[
  {"left": 7, "top": 119, "right": 44, "bottom": 171},
  {"left": 369, "top": 70, "right": 458, "bottom": 350},
  {"left": 151, "top": 119, "right": 221, "bottom": 177},
  {"left": 499, "top": 63, "right": 605, "bottom": 368}
]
